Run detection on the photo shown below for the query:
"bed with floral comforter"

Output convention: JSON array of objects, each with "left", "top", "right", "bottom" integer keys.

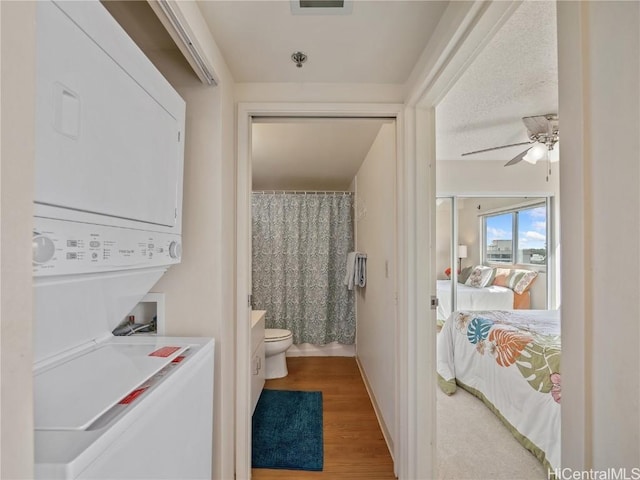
[{"left": 437, "top": 309, "right": 561, "bottom": 471}]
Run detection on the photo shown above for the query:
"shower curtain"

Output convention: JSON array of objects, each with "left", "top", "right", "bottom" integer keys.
[{"left": 251, "top": 192, "right": 355, "bottom": 345}]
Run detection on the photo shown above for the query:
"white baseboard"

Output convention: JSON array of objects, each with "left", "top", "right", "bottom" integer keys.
[
  {"left": 286, "top": 342, "right": 355, "bottom": 357},
  {"left": 356, "top": 356, "right": 395, "bottom": 462}
]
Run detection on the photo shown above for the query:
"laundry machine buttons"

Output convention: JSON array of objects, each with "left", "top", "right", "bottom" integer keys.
[
  {"left": 33, "top": 234, "right": 56, "bottom": 265},
  {"left": 169, "top": 241, "right": 182, "bottom": 259}
]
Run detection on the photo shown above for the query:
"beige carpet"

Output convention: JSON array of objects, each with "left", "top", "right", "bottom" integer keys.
[{"left": 437, "top": 385, "right": 549, "bottom": 480}]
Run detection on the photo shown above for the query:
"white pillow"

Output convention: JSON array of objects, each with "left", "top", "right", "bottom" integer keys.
[{"left": 465, "top": 266, "right": 494, "bottom": 288}]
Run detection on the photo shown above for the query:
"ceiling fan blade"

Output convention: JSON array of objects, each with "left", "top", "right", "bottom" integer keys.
[
  {"left": 523, "top": 114, "right": 559, "bottom": 137},
  {"left": 504, "top": 148, "right": 530, "bottom": 167},
  {"left": 461, "top": 141, "right": 531, "bottom": 157},
  {"left": 522, "top": 115, "right": 550, "bottom": 136}
]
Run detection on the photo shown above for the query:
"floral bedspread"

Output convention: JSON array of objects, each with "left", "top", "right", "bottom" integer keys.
[{"left": 437, "top": 309, "right": 561, "bottom": 471}]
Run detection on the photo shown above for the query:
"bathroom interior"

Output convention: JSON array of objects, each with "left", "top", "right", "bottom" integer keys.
[{"left": 248, "top": 116, "right": 398, "bottom": 470}]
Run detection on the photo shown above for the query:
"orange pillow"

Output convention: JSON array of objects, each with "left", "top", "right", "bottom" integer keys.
[{"left": 492, "top": 268, "right": 511, "bottom": 287}]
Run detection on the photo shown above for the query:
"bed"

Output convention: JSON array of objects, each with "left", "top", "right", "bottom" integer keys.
[
  {"left": 437, "top": 309, "right": 561, "bottom": 471},
  {"left": 436, "top": 267, "right": 537, "bottom": 325},
  {"left": 436, "top": 280, "right": 515, "bottom": 323}
]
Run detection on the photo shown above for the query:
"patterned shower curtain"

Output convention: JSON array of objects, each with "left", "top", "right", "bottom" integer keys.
[{"left": 252, "top": 192, "right": 355, "bottom": 345}]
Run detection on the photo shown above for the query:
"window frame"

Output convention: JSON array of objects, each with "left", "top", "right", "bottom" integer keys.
[{"left": 481, "top": 200, "right": 548, "bottom": 272}]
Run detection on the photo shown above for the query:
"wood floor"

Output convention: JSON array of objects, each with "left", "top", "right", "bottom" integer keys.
[{"left": 251, "top": 356, "right": 396, "bottom": 479}]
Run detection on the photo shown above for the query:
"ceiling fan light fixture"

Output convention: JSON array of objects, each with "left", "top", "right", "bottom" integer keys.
[
  {"left": 549, "top": 143, "right": 560, "bottom": 163},
  {"left": 523, "top": 142, "right": 547, "bottom": 164}
]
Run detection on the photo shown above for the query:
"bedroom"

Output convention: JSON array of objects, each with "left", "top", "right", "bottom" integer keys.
[{"left": 434, "top": 1, "right": 561, "bottom": 476}]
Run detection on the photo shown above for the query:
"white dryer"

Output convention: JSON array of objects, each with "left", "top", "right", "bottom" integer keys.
[{"left": 33, "top": 2, "right": 213, "bottom": 479}]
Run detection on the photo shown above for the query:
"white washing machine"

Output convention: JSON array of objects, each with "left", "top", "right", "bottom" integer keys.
[
  {"left": 33, "top": 223, "right": 214, "bottom": 480},
  {"left": 34, "top": 331, "right": 214, "bottom": 479},
  {"left": 32, "top": 2, "right": 213, "bottom": 478}
]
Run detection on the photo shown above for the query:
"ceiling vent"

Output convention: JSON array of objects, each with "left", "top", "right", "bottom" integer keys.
[
  {"left": 301, "top": 1, "right": 343, "bottom": 7},
  {"left": 290, "top": 0, "right": 353, "bottom": 15}
]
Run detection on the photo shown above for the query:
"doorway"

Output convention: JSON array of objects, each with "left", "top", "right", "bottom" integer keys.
[
  {"left": 434, "top": 194, "right": 557, "bottom": 477},
  {"left": 430, "top": 0, "right": 561, "bottom": 475},
  {"left": 236, "top": 103, "right": 405, "bottom": 479}
]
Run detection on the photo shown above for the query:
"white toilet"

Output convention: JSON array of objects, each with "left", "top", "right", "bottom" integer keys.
[{"left": 264, "top": 328, "right": 293, "bottom": 379}]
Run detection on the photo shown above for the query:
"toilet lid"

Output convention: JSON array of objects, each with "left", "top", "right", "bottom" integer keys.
[{"left": 265, "top": 328, "right": 292, "bottom": 341}]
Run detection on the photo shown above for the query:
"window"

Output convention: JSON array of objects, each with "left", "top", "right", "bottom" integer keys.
[{"left": 482, "top": 202, "right": 547, "bottom": 268}]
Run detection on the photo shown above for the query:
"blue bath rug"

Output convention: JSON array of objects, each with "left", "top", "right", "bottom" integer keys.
[{"left": 252, "top": 389, "right": 323, "bottom": 471}]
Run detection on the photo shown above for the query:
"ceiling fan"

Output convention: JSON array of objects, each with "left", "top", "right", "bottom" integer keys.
[{"left": 461, "top": 114, "right": 559, "bottom": 167}]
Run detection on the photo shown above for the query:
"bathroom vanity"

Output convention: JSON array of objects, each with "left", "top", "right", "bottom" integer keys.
[{"left": 251, "top": 310, "right": 266, "bottom": 413}]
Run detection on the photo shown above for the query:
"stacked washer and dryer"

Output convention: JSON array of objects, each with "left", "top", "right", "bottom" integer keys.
[{"left": 32, "top": 2, "right": 214, "bottom": 479}]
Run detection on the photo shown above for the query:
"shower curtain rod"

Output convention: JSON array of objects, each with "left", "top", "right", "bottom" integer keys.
[{"left": 253, "top": 190, "right": 353, "bottom": 195}]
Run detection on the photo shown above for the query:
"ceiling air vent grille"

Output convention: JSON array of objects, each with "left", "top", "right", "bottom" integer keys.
[
  {"left": 300, "top": 1, "right": 344, "bottom": 7},
  {"left": 291, "top": 0, "right": 352, "bottom": 15}
]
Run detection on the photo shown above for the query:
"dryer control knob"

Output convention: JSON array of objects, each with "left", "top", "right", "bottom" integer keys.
[
  {"left": 169, "top": 241, "right": 182, "bottom": 260},
  {"left": 33, "top": 234, "right": 55, "bottom": 265}
]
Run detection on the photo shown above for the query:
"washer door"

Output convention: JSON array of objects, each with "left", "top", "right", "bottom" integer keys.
[{"left": 34, "top": 342, "right": 187, "bottom": 431}]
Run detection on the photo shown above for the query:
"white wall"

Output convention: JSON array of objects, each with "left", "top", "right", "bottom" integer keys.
[
  {"left": 354, "top": 122, "right": 397, "bottom": 452},
  {"left": 586, "top": 5, "right": 640, "bottom": 467},
  {"left": 437, "top": 158, "right": 559, "bottom": 195},
  {"left": 0, "top": 2, "right": 36, "bottom": 478},
  {"left": 235, "top": 82, "right": 405, "bottom": 104},
  {"left": 558, "top": 1, "right": 640, "bottom": 469},
  {"left": 145, "top": 12, "right": 237, "bottom": 480}
]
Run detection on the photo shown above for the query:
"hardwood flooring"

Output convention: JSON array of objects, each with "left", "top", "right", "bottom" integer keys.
[{"left": 251, "top": 356, "right": 396, "bottom": 479}]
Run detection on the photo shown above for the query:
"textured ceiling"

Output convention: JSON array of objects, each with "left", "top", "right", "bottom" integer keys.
[
  {"left": 436, "top": 0, "right": 558, "bottom": 162},
  {"left": 198, "top": 0, "right": 448, "bottom": 83}
]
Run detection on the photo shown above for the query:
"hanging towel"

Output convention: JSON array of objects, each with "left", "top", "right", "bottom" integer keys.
[
  {"left": 355, "top": 253, "right": 367, "bottom": 288},
  {"left": 344, "top": 252, "right": 367, "bottom": 290},
  {"left": 344, "top": 252, "right": 357, "bottom": 290}
]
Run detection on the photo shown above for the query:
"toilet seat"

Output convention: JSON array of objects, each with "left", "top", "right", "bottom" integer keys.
[{"left": 265, "top": 328, "right": 293, "bottom": 342}]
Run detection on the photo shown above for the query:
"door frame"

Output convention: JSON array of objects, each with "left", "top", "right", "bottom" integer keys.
[
  {"left": 235, "top": 103, "right": 406, "bottom": 479},
  {"left": 404, "top": 1, "right": 525, "bottom": 478}
]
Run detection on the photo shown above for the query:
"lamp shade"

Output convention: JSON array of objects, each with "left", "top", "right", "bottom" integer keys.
[
  {"left": 549, "top": 142, "right": 560, "bottom": 163},
  {"left": 523, "top": 142, "right": 548, "bottom": 164},
  {"left": 458, "top": 245, "right": 468, "bottom": 259}
]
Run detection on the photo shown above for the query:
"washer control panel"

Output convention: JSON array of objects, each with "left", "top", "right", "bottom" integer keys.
[{"left": 33, "top": 217, "right": 182, "bottom": 276}]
